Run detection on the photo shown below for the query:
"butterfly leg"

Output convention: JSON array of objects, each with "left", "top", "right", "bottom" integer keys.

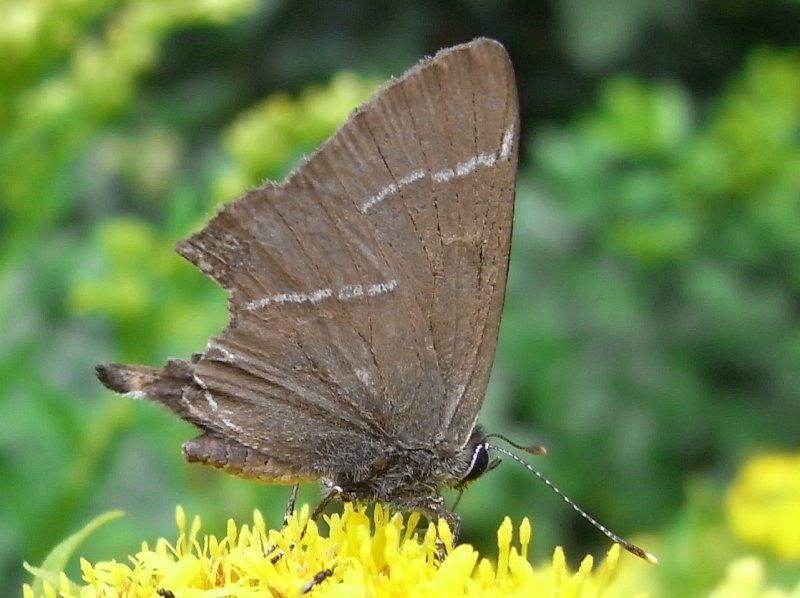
[
  {"left": 264, "top": 484, "right": 301, "bottom": 561},
  {"left": 451, "top": 487, "right": 466, "bottom": 512},
  {"left": 309, "top": 485, "right": 343, "bottom": 523},
  {"left": 428, "top": 499, "right": 461, "bottom": 561},
  {"left": 283, "top": 483, "right": 299, "bottom": 526},
  {"left": 296, "top": 486, "right": 352, "bottom": 592},
  {"left": 299, "top": 484, "right": 357, "bottom": 541},
  {"left": 419, "top": 495, "right": 461, "bottom": 542},
  {"left": 393, "top": 495, "right": 460, "bottom": 560}
]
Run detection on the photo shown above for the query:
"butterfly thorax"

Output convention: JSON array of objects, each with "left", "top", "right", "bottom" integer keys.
[{"left": 324, "top": 426, "right": 489, "bottom": 503}]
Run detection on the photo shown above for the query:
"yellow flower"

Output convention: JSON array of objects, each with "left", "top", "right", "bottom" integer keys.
[
  {"left": 708, "top": 556, "right": 800, "bottom": 597},
  {"left": 727, "top": 452, "right": 800, "bottom": 560},
  {"left": 24, "top": 504, "right": 630, "bottom": 597}
]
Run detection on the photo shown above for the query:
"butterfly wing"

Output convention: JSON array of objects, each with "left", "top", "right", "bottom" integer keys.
[
  {"left": 335, "top": 37, "right": 518, "bottom": 450},
  {"left": 98, "top": 39, "right": 518, "bottom": 482},
  {"left": 384, "top": 39, "right": 518, "bottom": 448}
]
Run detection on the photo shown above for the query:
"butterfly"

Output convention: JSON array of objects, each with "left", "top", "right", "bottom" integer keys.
[{"left": 97, "top": 38, "right": 655, "bottom": 563}]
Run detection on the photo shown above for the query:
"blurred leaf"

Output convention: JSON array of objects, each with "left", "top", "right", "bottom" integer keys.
[
  {"left": 217, "top": 72, "right": 379, "bottom": 199},
  {"left": 24, "top": 510, "right": 123, "bottom": 597},
  {"left": 4, "top": 2, "right": 800, "bottom": 596}
]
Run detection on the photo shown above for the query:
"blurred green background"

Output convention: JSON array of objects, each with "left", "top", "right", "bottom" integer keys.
[{"left": 3, "top": 0, "right": 800, "bottom": 595}]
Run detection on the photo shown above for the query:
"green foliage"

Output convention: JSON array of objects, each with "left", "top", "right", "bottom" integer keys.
[
  {"left": 209, "top": 72, "right": 380, "bottom": 221},
  {"left": 0, "top": 2, "right": 381, "bottom": 593},
  {"left": 221, "top": 72, "right": 380, "bottom": 188},
  {"left": 23, "top": 510, "right": 123, "bottom": 597},
  {"left": 2, "top": 0, "right": 251, "bottom": 592},
  {"left": 496, "top": 48, "right": 800, "bottom": 572},
  {"left": 0, "top": 0, "right": 256, "bottom": 255},
  {"left": 2, "top": 2, "right": 800, "bottom": 596}
]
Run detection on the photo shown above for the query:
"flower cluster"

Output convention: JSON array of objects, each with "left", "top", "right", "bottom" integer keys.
[
  {"left": 727, "top": 451, "right": 800, "bottom": 560},
  {"left": 25, "top": 504, "right": 624, "bottom": 597}
]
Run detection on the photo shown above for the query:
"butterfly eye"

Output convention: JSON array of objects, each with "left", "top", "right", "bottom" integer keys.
[{"left": 461, "top": 443, "right": 490, "bottom": 483}]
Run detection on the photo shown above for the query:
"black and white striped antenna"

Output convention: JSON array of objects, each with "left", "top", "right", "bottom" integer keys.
[{"left": 487, "top": 442, "right": 658, "bottom": 563}]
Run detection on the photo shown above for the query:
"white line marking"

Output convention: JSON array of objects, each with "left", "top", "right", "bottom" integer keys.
[
  {"left": 183, "top": 390, "right": 245, "bottom": 435},
  {"left": 205, "top": 341, "right": 236, "bottom": 363},
  {"left": 366, "top": 279, "right": 397, "bottom": 296},
  {"left": 355, "top": 368, "right": 372, "bottom": 386},
  {"left": 476, "top": 151, "right": 498, "bottom": 167},
  {"left": 246, "top": 279, "right": 398, "bottom": 311},
  {"left": 359, "top": 126, "right": 515, "bottom": 212},
  {"left": 245, "top": 288, "right": 333, "bottom": 310},
  {"left": 362, "top": 183, "right": 396, "bottom": 212},
  {"left": 432, "top": 167, "right": 455, "bottom": 183},
  {"left": 500, "top": 127, "right": 514, "bottom": 159},
  {"left": 398, "top": 169, "right": 426, "bottom": 186},
  {"left": 361, "top": 169, "right": 426, "bottom": 213},
  {"left": 180, "top": 394, "right": 207, "bottom": 421},
  {"left": 204, "top": 390, "right": 219, "bottom": 412},
  {"left": 337, "top": 284, "right": 364, "bottom": 300},
  {"left": 221, "top": 417, "right": 246, "bottom": 434},
  {"left": 466, "top": 443, "right": 486, "bottom": 476}
]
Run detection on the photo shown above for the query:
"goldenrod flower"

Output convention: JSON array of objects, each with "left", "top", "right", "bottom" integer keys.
[
  {"left": 708, "top": 556, "right": 800, "bottom": 597},
  {"left": 727, "top": 452, "right": 800, "bottom": 560},
  {"left": 24, "top": 504, "right": 627, "bottom": 597}
]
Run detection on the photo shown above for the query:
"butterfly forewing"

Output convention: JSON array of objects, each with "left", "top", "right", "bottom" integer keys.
[
  {"left": 104, "top": 38, "right": 518, "bottom": 483},
  {"left": 378, "top": 40, "right": 518, "bottom": 447}
]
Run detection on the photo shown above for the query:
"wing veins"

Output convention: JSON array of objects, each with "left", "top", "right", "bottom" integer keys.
[
  {"left": 443, "top": 58, "right": 516, "bottom": 438},
  {"left": 297, "top": 171, "right": 397, "bottom": 432},
  {"left": 360, "top": 117, "right": 438, "bottom": 419}
]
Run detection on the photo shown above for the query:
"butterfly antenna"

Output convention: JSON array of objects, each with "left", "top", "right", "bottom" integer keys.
[
  {"left": 487, "top": 443, "right": 657, "bottom": 564},
  {"left": 485, "top": 433, "right": 548, "bottom": 455}
]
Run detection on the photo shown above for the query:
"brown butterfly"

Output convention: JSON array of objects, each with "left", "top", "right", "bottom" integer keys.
[{"left": 97, "top": 38, "right": 655, "bottom": 563}]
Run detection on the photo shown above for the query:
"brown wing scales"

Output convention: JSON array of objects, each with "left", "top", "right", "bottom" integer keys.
[
  {"left": 183, "top": 432, "right": 317, "bottom": 484},
  {"left": 96, "top": 38, "right": 518, "bottom": 483}
]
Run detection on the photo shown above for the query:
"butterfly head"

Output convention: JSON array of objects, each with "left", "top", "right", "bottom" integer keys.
[{"left": 455, "top": 426, "right": 501, "bottom": 488}]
